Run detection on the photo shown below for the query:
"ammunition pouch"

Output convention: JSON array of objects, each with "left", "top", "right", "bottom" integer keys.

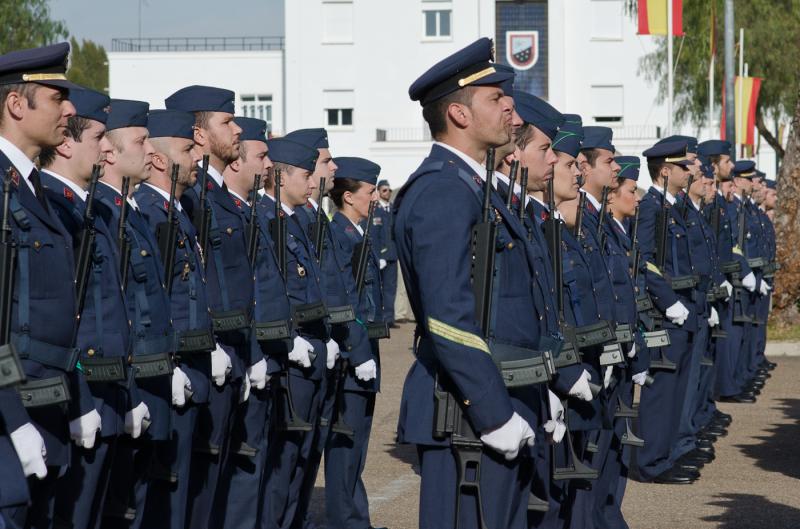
[
  {"left": 132, "top": 353, "right": 174, "bottom": 380},
  {"left": 211, "top": 309, "right": 250, "bottom": 333},
  {"left": 176, "top": 329, "right": 215, "bottom": 354},
  {"left": 490, "top": 342, "right": 555, "bottom": 387},
  {"left": 327, "top": 305, "right": 356, "bottom": 325},
  {"left": 574, "top": 321, "right": 615, "bottom": 350},
  {"left": 18, "top": 375, "right": 71, "bottom": 408},
  {"left": 710, "top": 327, "right": 728, "bottom": 339},
  {"left": 643, "top": 329, "right": 670, "bottom": 349},
  {"left": 291, "top": 302, "right": 328, "bottom": 324},
  {"left": 254, "top": 319, "right": 292, "bottom": 343},
  {"left": 0, "top": 343, "right": 26, "bottom": 388},
  {"left": 614, "top": 323, "right": 633, "bottom": 345},
  {"left": 599, "top": 343, "right": 625, "bottom": 367},
  {"left": 636, "top": 295, "right": 654, "bottom": 313},
  {"left": 553, "top": 340, "right": 580, "bottom": 368},
  {"left": 366, "top": 322, "right": 390, "bottom": 340},
  {"left": 720, "top": 261, "right": 741, "bottom": 275},
  {"left": 81, "top": 356, "right": 128, "bottom": 383},
  {"left": 699, "top": 356, "right": 714, "bottom": 367},
  {"left": 670, "top": 274, "right": 698, "bottom": 291},
  {"left": 747, "top": 257, "right": 767, "bottom": 269}
]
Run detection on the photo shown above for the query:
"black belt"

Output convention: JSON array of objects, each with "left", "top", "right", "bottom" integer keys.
[
  {"left": 81, "top": 356, "right": 128, "bottom": 383},
  {"left": 670, "top": 275, "right": 698, "bottom": 291},
  {"left": 747, "top": 257, "right": 767, "bottom": 269},
  {"left": 366, "top": 322, "right": 390, "bottom": 340},
  {"left": 176, "top": 329, "right": 215, "bottom": 353},
  {"left": 574, "top": 321, "right": 615, "bottom": 349},
  {"left": 327, "top": 305, "right": 356, "bottom": 325},
  {"left": 0, "top": 343, "right": 26, "bottom": 388},
  {"left": 614, "top": 323, "right": 633, "bottom": 344},
  {"left": 13, "top": 334, "right": 80, "bottom": 372},
  {"left": 18, "top": 375, "right": 71, "bottom": 408},
  {"left": 720, "top": 261, "right": 741, "bottom": 274},
  {"left": 255, "top": 319, "right": 292, "bottom": 342},
  {"left": 292, "top": 302, "right": 328, "bottom": 324},
  {"left": 211, "top": 309, "right": 250, "bottom": 333},
  {"left": 132, "top": 353, "right": 174, "bottom": 379}
]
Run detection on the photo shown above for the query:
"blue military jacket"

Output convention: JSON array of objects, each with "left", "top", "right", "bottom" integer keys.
[
  {"left": 329, "top": 211, "right": 382, "bottom": 392},
  {"left": 394, "top": 144, "right": 550, "bottom": 446},
  {"left": 0, "top": 154, "right": 94, "bottom": 466},
  {"left": 580, "top": 196, "right": 619, "bottom": 324},
  {"left": 134, "top": 183, "right": 212, "bottom": 405},
  {"left": 373, "top": 201, "right": 397, "bottom": 262},
  {"left": 638, "top": 187, "right": 699, "bottom": 333},
  {"left": 42, "top": 174, "right": 133, "bottom": 438},
  {"left": 726, "top": 196, "right": 758, "bottom": 319},
  {"left": 180, "top": 171, "right": 260, "bottom": 370}
]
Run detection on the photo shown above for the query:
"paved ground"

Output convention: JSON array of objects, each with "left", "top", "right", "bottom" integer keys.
[{"left": 311, "top": 323, "right": 800, "bottom": 529}]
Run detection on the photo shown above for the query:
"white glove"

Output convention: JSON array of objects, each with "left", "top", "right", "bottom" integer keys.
[
  {"left": 632, "top": 371, "right": 649, "bottom": 387},
  {"left": 543, "top": 390, "right": 566, "bottom": 443},
  {"left": 247, "top": 358, "right": 269, "bottom": 390},
  {"left": 759, "top": 281, "right": 770, "bottom": 296},
  {"left": 627, "top": 342, "right": 637, "bottom": 359},
  {"left": 69, "top": 409, "right": 101, "bottom": 449},
  {"left": 708, "top": 307, "right": 720, "bottom": 327},
  {"left": 10, "top": 423, "right": 47, "bottom": 479},
  {"left": 721, "top": 280, "right": 733, "bottom": 300},
  {"left": 742, "top": 272, "right": 757, "bottom": 292},
  {"left": 603, "top": 366, "right": 614, "bottom": 389},
  {"left": 568, "top": 370, "right": 594, "bottom": 402},
  {"left": 171, "top": 366, "right": 192, "bottom": 407},
  {"left": 379, "top": 259, "right": 388, "bottom": 270},
  {"left": 211, "top": 342, "right": 232, "bottom": 386},
  {"left": 326, "top": 339, "right": 341, "bottom": 370},
  {"left": 355, "top": 359, "right": 377, "bottom": 381},
  {"left": 665, "top": 301, "right": 690, "bottom": 326},
  {"left": 125, "top": 401, "right": 151, "bottom": 439},
  {"left": 480, "top": 412, "right": 535, "bottom": 460},
  {"left": 289, "top": 336, "right": 314, "bottom": 368}
]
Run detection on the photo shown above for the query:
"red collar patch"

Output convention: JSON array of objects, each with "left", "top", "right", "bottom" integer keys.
[
  {"left": 7, "top": 167, "right": 19, "bottom": 187},
  {"left": 306, "top": 201, "right": 313, "bottom": 209},
  {"left": 472, "top": 175, "right": 483, "bottom": 187},
  {"left": 541, "top": 210, "right": 549, "bottom": 221},
  {"left": 63, "top": 188, "right": 74, "bottom": 202},
  {"left": 163, "top": 200, "right": 170, "bottom": 210},
  {"left": 207, "top": 181, "right": 214, "bottom": 191},
  {"left": 586, "top": 201, "right": 597, "bottom": 214},
  {"left": 114, "top": 196, "right": 123, "bottom": 206},
  {"left": 345, "top": 225, "right": 354, "bottom": 232},
  {"left": 234, "top": 198, "right": 242, "bottom": 208}
]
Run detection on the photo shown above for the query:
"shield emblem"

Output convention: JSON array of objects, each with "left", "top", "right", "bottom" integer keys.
[{"left": 506, "top": 31, "right": 539, "bottom": 71}]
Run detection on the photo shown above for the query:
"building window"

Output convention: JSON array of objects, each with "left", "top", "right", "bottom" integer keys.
[
  {"left": 423, "top": 9, "right": 452, "bottom": 39},
  {"left": 326, "top": 108, "right": 353, "bottom": 127},
  {"left": 240, "top": 94, "right": 273, "bottom": 131},
  {"left": 590, "top": 85, "right": 623, "bottom": 123}
]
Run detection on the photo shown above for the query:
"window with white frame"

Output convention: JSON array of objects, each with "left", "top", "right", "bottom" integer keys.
[
  {"left": 240, "top": 94, "right": 273, "bottom": 132},
  {"left": 590, "top": 85, "right": 623, "bottom": 123},
  {"left": 324, "top": 89, "right": 354, "bottom": 129},
  {"left": 422, "top": 7, "right": 452, "bottom": 39}
]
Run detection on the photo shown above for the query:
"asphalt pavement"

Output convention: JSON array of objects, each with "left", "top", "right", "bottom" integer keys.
[{"left": 309, "top": 322, "right": 800, "bottom": 529}]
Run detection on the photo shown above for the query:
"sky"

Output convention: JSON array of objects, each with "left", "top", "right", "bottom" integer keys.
[{"left": 49, "top": 0, "right": 285, "bottom": 50}]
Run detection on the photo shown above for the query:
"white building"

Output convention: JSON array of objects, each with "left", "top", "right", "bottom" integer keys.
[{"left": 108, "top": 1, "right": 777, "bottom": 188}]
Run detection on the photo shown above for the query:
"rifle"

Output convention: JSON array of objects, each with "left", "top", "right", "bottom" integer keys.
[
  {"left": 574, "top": 191, "right": 586, "bottom": 238},
  {"left": 0, "top": 171, "right": 25, "bottom": 388},
  {"left": 246, "top": 174, "right": 262, "bottom": 268},
  {"left": 505, "top": 160, "right": 519, "bottom": 209},
  {"left": 682, "top": 174, "right": 695, "bottom": 221},
  {"left": 518, "top": 167, "right": 529, "bottom": 221},
  {"left": 158, "top": 165, "right": 180, "bottom": 295},
  {"left": 630, "top": 206, "right": 641, "bottom": 283},
  {"left": 352, "top": 201, "right": 376, "bottom": 296},
  {"left": 194, "top": 154, "right": 211, "bottom": 266},
  {"left": 311, "top": 177, "right": 327, "bottom": 261},
  {"left": 737, "top": 190, "right": 748, "bottom": 257},
  {"left": 75, "top": 164, "right": 101, "bottom": 317},
  {"left": 270, "top": 168, "right": 287, "bottom": 279},
  {"left": 118, "top": 176, "right": 131, "bottom": 290},
  {"left": 654, "top": 175, "right": 669, "bottom": 270},
  {"left": 596, "top": 186, "right": 610, "bottom": 248}
]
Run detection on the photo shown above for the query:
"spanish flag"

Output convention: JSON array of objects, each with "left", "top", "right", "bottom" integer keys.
[
  {"left": 720, "top": 76, "right": 763, "bottom": 146},
  {"left": 638, "top": 0, "right": 684, "bottom": 36}
]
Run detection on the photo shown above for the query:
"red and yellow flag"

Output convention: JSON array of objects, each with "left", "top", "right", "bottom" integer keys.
[
  {"left": 720, "top": 76, "right": 763, "bottom": 146},
  {"left": 638, "top": 0, "right": 684, "bottom": 36}
]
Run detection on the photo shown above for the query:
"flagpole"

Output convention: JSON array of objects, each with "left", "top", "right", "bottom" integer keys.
[
  {"left": 738, "top": 28, "right": 744, "bottom": 157},
  {"left": 709, "top": 54, "right": 715, "bottom": 139},
  {"left": 667, "top": 0, "right": 674, "bottom": 135}
]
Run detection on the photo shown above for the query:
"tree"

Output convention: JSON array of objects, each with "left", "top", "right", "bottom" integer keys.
[
  {"left": 0, "top": 0, "right": 67, "bottom": 54},
  {"left": 67, "top": 37, "right": 108, "bottom": 93},
  {"left": 635, "top": 0, "right": 800, "bottom": 159}
]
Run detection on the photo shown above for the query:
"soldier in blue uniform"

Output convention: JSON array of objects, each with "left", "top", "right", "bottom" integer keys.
[
  {"left": 637, "top": 140, "right": 704, "bottom": 484},
  {"left": 132, "top": 109, "right": 213, "bottom": 529},
  {"left": 326, "top": 157, "right": 387, "bottom": 529},
  {"left": 258, "top": 138, "right": 329, "bottom": 529},
  {"left": 165, "top": 85, "right": 266, "bottom": 529},
  {"left": 745, "top": 169, "right": 772, "bottom": 384},
  {"left": 396, "top": 38, "right": 560, "bottom": 529},
  {"left": 375, "top": 179, "right": 398, "bottom": 327},
  {"left": 0, "top": 42, "right": 93, "bottom": 529},
  {"left": 212, "top": 116, "right": 276, "bottom": 529}
]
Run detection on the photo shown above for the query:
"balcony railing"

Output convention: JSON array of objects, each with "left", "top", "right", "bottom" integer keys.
[
  {"left": 375, "top": 128, "right": 432, "bottom": 142},
  {"left": 111, "top": 36, "right": 284, "bottom": 52}
]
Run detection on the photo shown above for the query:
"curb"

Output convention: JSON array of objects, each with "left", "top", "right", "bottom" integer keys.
[{"left": 765, "top": 342, "right": 800, "bottom": 356}]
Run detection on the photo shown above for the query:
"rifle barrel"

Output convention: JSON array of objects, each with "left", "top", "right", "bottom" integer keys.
[{"left": 506, "top": 160, "right": 519, "bottom": 209}]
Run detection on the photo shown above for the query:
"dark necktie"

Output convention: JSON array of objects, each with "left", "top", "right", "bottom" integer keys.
[{"left": 28, "top": 168, "right": 50, "bottom": 212}]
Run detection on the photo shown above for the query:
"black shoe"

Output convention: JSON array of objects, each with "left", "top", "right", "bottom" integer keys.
[
  {"left": 696, "top": 438, "right": 714, "bottom": 449},
  {"left": 687, "top": 449, "right": 715, "bottom": 463},
  {"left": 677, "top": 460, "right": 702, "bottom": 472},
  {"left": 653, "top": 468, "right": 697, "bottom": 484},
  {"left": 694, "top": 444, "right": 715, "bottom": 457},
  {"left": 742, "top": 387, "right": 761, "bottom": 396},
  {"left": 703, "top": 425, "right": 728, "bottom": 437},
  {"left": 679, "top": 454, "right": 706, "bottom": 468},
  {"left": 763, "top": 360, "right": 777, "bottom": 370},
  {"left": 697, "top": 433, "right": 718, "bottom": 444},
  {"left": 719, "top": 393, "right": 756, "bottom": 403},
  {"left": 713, "top": 410, "right": 733, "bottom": 425}
]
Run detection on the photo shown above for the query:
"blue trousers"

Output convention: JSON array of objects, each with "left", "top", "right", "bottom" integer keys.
[
  {"left": 637, "top": 329, "right": 692, "bottom": 480},
  {"left": 416, "top": 443, "right": 532, "bottom": 529},
  {"left": 673, "top": 324, "right": 706, "bottom": 462},
  {"left": 324, "top": 390, "right": 376, "bottom": 529},
  {"left": 714, "top": 302, "right": 742, "bottom": 397},
  {"left": 5, "top": 470, "right": 60, "bottom": 529},
  {"left": 380, "top": 260, "right": 398, "bottom": 324},
  {"left": 54, "top": 436, "right": 116, "bottom": 529},
  {"left": 102, "top": 437, "right": 154, "bottom": 529}
]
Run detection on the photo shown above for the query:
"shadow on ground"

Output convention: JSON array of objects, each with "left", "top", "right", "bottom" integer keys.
[
  {"left": 703, "top": 493, "right": 800, "bottom": 528},
  {"left": 386, "top": 442, "right": 419, "bottom": 475},
  {"left": 737, "top": 398, "right": 800, "bottom": 480}
]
